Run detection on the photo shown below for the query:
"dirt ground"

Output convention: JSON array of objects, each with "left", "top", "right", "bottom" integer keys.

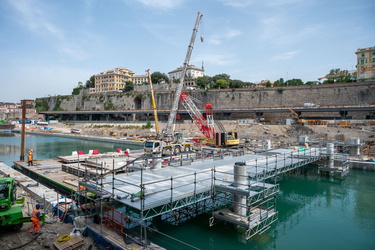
[
  {"left": 40, "top": 121, "right": 375, "bottom": 144},
  {"left": 0, "top": 177, "right": 97, "bottom": 250}
]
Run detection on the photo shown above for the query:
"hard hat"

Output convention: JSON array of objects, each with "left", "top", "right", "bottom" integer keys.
[{"left": 36, "top": 204, "right": 40, "bottom": 209}]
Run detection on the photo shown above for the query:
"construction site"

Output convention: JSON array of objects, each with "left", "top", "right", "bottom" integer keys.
[{"left": 1, "top": 11, "right": 375, "bottom": 250}]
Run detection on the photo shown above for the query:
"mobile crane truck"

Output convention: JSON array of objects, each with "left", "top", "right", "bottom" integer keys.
[
  {"left": 144, "top": 12, "right": 203, "bottom": 155},
  {"left": 0, "top": 177, "right": 44, "bottom": 230}
]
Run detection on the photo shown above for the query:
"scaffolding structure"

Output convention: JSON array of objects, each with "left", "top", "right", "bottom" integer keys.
[{"left": 77, "top": 146, "right": 321, "bottom": 245}]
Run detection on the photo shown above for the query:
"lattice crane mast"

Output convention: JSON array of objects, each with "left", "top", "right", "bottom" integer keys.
[
  {"left": 164, "top": 11, "right": 203, "bottom": 140},
  {"left": 180, "top": 91, "right": 215, "bottom": 139}
]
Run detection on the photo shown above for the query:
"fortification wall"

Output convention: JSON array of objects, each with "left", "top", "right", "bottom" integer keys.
[{"left": 37, "top": 82, "right": 375, "bottom": 119}]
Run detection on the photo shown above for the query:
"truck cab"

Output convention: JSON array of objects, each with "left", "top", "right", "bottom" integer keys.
[
  {"left": 0, "top": 178, "right": 15, "bottom": 211},
  {"left": 144, "top": 140, "right": 164, "bottom": 154}
]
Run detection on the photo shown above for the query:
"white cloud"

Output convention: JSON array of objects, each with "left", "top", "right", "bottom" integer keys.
[
  {"left": 208, "top": 28, "right": 242, "bottom": 45},
  {"left": 218, "top": 0, "right": 257, "bottom": 7},
  {"left": 270, "top": 51, "right": 299, "bottom": 61},
  {"left": 219, "top": 0, "right": 303, "bottom": 7},
  {"left": 195, "top": 53, "right": 237, "bottom": 66},
  {"left": 133, "top": 0, "right": 185, "bottom": 10},
  {"left": 58, "top": 46, "right": 89, "bottom": 61},
  {"left": 7, "top": 0, "right": 64, "bottom": 39}
]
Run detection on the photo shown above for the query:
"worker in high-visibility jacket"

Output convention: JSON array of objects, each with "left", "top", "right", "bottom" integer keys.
[
  {"left": 27, "top": 153, "right": 33, "bottom": 166},
  {"left": 30, "top": 204, "right": 41, "bottom": 233}
]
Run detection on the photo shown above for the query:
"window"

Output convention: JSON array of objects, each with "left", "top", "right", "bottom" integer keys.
[
  {"left": 362, "top": 53, "right": 365, "bottom": 57},
  {"left": 372, "top": 51, "right": 375, "bottom": 55},
  {"left": 372, "top": 58, "right": 375, "bottom": 62},
  {"left": 361, "top": 59, "right": 365, "bottom": 64}
]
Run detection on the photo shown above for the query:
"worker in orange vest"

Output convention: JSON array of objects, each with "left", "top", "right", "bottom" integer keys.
[
  {"left": 27, "top": 153, "right": 33, "bottom": 166},
  {"left": 30, "top": 204, "right": 41, "bottom": 233}
]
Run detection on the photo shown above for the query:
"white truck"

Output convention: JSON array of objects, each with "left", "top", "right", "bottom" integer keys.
[
  {"left": 144, "top": 139, "right": 193, "bottom": 155},
  {"left": 304, "top": 103, "right": 319, "bottom": 107}
]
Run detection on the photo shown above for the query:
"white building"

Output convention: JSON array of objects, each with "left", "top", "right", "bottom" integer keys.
[
  {"left": 132, "top": 75, "right": 149, "bottom": 85},
  {"left": 168, "top": 65, "right": 204, "bottom": 86}
]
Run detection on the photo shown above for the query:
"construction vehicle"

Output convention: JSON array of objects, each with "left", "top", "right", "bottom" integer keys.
[
  {"left": 0, "top": 177, "right": 44, "bottom": 230},
  {"left": 144, "top": 12, "right": 237, "bottom": 153},
  {"left": 179, "top": 91, "right": 239, "bottom": 146},
  {"left": 143, "top": 69, "right": 192, "bottom": 155},
  {"left": 288, "top": 108, "right": 306, "bottom": 125},
  {"left": 144, "top": 12, "right": 203, "bottom": 154}
]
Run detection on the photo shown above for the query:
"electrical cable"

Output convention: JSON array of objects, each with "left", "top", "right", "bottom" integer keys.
[{"left": 7, "top": 232, "right": 43, "bottom": 250}]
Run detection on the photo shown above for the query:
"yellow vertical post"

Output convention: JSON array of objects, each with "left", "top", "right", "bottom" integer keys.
[{"left": 147, "top": 69, "right": 160, "bottom": 134}]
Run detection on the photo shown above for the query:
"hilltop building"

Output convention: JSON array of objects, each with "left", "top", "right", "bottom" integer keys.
[
  {"left": 355, "top": 46, "right": 375, "bottom": 81},
  {"left": 257, "top": 80, "right": 274, "bottom": 88},
  {"left": 168, "top": 65, "right": 204, "bottom": 87},
  {"left": 94, "top": 67, "right": 135, "bottom": 93},
  {"left": 132, "top": 75, "right": 148, "bottom": 85},
  {"left": 93, "top": 68, "right": 151, "bottom": 93}
]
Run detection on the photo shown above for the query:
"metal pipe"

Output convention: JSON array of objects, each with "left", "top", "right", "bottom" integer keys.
[{"left": 20, "top": 100, "right": 26, "bottom": 161}]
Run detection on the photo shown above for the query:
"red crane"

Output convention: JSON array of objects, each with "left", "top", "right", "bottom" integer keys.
[{"left": 179, "top": 91, "right": 215, "bottom": 139}]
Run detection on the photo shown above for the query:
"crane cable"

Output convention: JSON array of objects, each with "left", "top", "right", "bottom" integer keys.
[{"left": 200, "top": 16, "right": 204, "bottom": 42}]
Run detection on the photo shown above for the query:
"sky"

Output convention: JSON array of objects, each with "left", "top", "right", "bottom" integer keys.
[{"left": 0, "top": 0, "right": 374, "bottom": 102}]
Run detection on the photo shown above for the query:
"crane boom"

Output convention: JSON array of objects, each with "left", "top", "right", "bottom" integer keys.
[
  {"left": 147, "top": 69, "right": 160, "bottom": 134},
  {"left": 180, "top": 91, "right": 215, "bottom": 138},
  {"left": 164, "top": 11, "right": 203, "bottom": 137}
]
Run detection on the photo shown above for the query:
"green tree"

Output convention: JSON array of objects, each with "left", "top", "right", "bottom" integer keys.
[
  {"left": 72, "top": 85, "right": 83, "bottom": 95},
  {"left": 212, "top": 73, "right": 230, "bottom": 83},
  {"left": 323, "top": 68, "right": 356, "bottom": 83},
  {"left": 151, "top": 71, "right": 170, "bottom": 84},
  {"left": 123, "top": 81, "right": 134, "bottom": 92},
  {"left": 85, "top": 75, "right": 95, "bottom": 88},
  {"left": 213, "top": 79, "right": 229, "bottom": 89},
  {"left": 274, "top": 78, "right": 285, "bottom": 87},
  {"left": 196, "top": 75, "right": 212, "bottom": 89},
  {"left": 229, "top": 79, "right": 245, "bottom": 88},
  {"left": 285, "top": 78, "right": 303, "bottom": 86}
]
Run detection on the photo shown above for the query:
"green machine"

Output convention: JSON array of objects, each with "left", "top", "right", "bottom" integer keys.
[{"left": 0, "top": 177, "right": 44, "bottom": 230}]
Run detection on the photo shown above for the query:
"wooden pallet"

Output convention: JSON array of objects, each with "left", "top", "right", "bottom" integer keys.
[{"left": 53, "top": 235, "right": 84, "bottom": 250}]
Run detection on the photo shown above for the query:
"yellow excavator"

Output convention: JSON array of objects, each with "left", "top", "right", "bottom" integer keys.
[{"left": 289, "top": 109, "right": 306, "bottom": 125}]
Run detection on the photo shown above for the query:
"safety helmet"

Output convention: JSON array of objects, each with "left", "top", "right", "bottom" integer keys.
[{"left": 36, "top": 204, "right": 40, "bottom": 209}]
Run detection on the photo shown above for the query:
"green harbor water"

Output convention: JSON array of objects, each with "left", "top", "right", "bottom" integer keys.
[
  {"left": 0, "top": 133, "right": 374, "bottom": 249},
  {"left": 0, "top": 132, "right": 143, "bottom": 166},
  {"left": 147, "top": 169, "right": 375, "bottom": 249}
]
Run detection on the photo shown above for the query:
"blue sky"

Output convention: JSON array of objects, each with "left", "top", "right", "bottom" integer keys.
[{"left": 1, "top": 0, "right": 374, "bottom": 102}]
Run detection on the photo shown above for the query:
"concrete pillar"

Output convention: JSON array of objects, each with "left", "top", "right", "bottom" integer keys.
[
  {"left": 264, "top": 140, "right": 271, "bottom": 150},
  {"left": 299, "top": 136, "right": 308, "bottom": 146},
  {"left": 327, "top": 143, "right": 334, "bottom": 169},
  {"left": 349, "top": 137, "right": 360, "bottom": 157},
  {"left": 233, "top": 162, "right": 246, "bottom": 216},
  {"left": 151, "top": 152, "right": 162, "bottom": 170}
]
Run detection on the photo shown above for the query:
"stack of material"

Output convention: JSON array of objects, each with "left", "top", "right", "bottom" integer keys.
[{"left": 53, "top": 235, "right": 84, "bottom": 250}]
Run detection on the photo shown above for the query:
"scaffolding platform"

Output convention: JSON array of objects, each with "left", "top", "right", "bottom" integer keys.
[{"left": 79, "top": 146, "right": 320, "bottom": 231}]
